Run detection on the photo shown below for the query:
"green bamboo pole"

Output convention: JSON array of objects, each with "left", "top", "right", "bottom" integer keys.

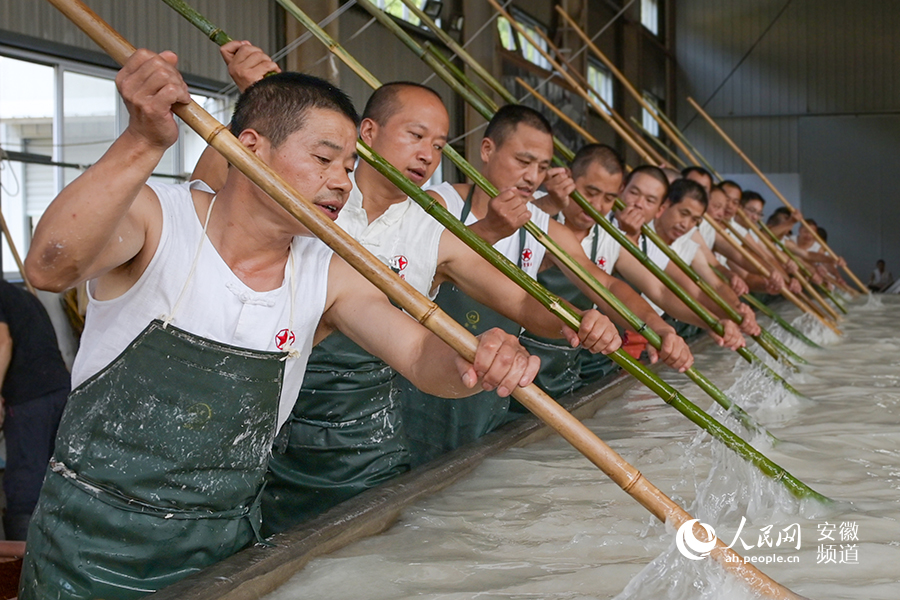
[
  {"left": 757, "top": 222, "right": 848, "bottom": 315},
  {"left": 742, "top": 293, "right": 822, "bottom": 349},
  {"left": 711, "top": 269, "right": 809, "bottom": 364},
  {"left": 164, "top": 0, "right": 827, "bottom": 497},
  {"left": 268, "top": 0, "right": 780, "bottom": 437},
  {"left": 750, "top": 216, "right": 842, "bottom": 322},
  {"left": 476, "top": 1, "right": 804, "bottom": 375},
  {"left": 423, "top": 42, "right": 498, "bottom": 114},
  {"left": 629, "top": 116, "right": 688, "bottom": 169},
  {"left": 359, "top": 0, "right": 801, "bottom": 376}
]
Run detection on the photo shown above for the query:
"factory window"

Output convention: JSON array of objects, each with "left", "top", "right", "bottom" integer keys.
[
  {"left": 587, "top": 60, "right": 614, "bottom": 113},
  {"left": 377, "top": 0, "right": 442, "bottom": 29},
  {"left": 0, "top": 50, "right": 230, "bottom": 278},
  {"left": 497, "top": 11, "right": 551, "bottom": 71},
  {"left": 641, "top": 0, "right": 660, "bottom": 36},
  {"left": 642, "top": 92, "right": 661, "bottom": 137}
]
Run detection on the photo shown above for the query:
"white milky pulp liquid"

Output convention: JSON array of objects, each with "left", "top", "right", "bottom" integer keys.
[{"left": 265, "top": 295, "right": 900, "bottom": 600}]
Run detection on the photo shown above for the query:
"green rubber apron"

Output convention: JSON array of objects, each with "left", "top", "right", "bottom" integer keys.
[
  {"left": 20, "top": 196, "right": 288, "bottom": 600},
  {"left": 19, "top": 320, "right": 284, "bottom": 600},
  {"left": 261, "top": 332, "right": 406, "bottom": 536},
  {"left": 401, "top": 187, "right": 526, "bottom": 467}
]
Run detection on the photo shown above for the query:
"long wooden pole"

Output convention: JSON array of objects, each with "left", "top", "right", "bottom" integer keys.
[
  {"left": 687, "top": 96, "right": 868, "bottom": 294},
  {"left": 530, "top": 27, "right": 666, "bottom": 166},
  {"left": 264, "top": 1, "right": 793, "bottom": 444},
  {"left": 548, "top": 7, "right": 848, "bottom": 315},
  {"left": 513, "top": 78, "right": 809, "bottom": 370},
  {"left": 555, "top": 5, "right": 700, "bottom": 167},
  {"left": 47, "top": 2, "right": 815, "bottom": 597},
  {"left": 705, "top": 212, "right": 839, "bottom": 336},
  {"left": 738, "top": 209, "right": 842, "bottom": 324}
]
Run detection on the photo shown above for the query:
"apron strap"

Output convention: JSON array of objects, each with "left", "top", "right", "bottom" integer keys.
[
  {"left": 590, "top": 224, "right": 600, "bottom": 263},
  {"left": 463, "top": 185, "right": 528, "bottom": 269}
]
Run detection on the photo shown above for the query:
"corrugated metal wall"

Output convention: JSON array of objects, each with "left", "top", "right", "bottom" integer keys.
[
  {"left": 0, "top": 0, "right": 277, "bottom": 85},
  {"left": 675, "top": 0, "right": 900, "bottom": 276}
]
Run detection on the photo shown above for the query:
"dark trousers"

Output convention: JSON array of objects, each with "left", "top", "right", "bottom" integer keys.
[{"left": 4, "top": 389, "right": 68, "bottom": 540}]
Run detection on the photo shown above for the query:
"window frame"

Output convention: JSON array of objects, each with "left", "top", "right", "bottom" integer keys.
[{"left": 0, "top": 45, "right": 233, "bottom": 278}]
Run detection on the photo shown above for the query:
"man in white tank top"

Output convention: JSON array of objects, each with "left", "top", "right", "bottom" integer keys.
[
  {"left": 21, "top": 48, "right": 540, "bottom": 600},
  {"left": 647, "top": 180, "right": 761, "bottom": 337},
  {"left": 535, "top": 144, "right": 695, "bottom": 369},
  {"left": 192, "top": 51, "right": 624, "bottom": 530},
  {"left": 606, "top": 167, "right": 747, "bottom": 350}
]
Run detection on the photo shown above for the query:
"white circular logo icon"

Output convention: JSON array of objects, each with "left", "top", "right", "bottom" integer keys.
[{"left": 676, "top": 519, "right": 718, "bottom": 560}]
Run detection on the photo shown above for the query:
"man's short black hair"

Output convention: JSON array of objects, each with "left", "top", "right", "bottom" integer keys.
[
  {"left": 741, "top": 190, "right": 766, "bottom": 207},
  {"left": 231, "top": 72, "right": 359, "bottom": 147},
  {"left": 484, "top": 104, "right": 552, "bottom": 148},
  {"left": 571, "top": 144, "right": 624, "bottom": 179},
  {"left": 720, "top": 180, "right": 741, "bottom": 192},
  {"left": 682, "top": 166, "right": 712, "bottom": 183},
  {"left": 624, "top": 165, "right": 669, "bottom": 192},
  {"left": 666, "top": 178, "right": 708, "bottom": 209},
  {"left": 362, "top": 81, "right": 444, "bottom": 125},
  {"left": 767, "top": 206, "right": 792, "bottom": 226},
  {"left": 817, "top": 226, "right": 828, "bottom": 241}
]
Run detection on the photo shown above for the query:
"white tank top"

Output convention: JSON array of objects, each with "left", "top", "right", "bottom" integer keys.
[
  {"left": 430, "top": 182, "right": 549, "bottom": 280},
  {"left": 72, "top": 181, "right": 332, "bottom": 428},
  {"left": 698, "top": 219, "right": 717, "bottom": 249},
  {"left": 336, "top": 173, "right": 444, "bottom": 299},
  {"left": 553, "top": 209, "right": 620, "bottom": 276}
]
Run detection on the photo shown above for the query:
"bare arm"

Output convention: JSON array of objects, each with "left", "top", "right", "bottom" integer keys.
[
  {"left": 25, "top": 50, "right": 190, "bottom": 295},
  {"left": 191, "top": 41, "right": 280, "bottom": 191},
  {"left": 320, "top": 256, "right": 539, "bottom": 398}
]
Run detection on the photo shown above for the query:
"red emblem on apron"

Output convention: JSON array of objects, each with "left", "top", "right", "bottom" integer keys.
[
  {"left": 522, "top": 248, "right": 534, "bottom": 267},
  {"left": 275, "top": 328, "right": 296, "bottom": 350},
  {"left": 597, "top": 256, "right": 607, "bottom": 268}
]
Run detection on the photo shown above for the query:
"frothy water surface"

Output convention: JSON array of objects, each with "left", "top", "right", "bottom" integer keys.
[{"left": 265, "top": 296, "right": 900, "bottom": 600}]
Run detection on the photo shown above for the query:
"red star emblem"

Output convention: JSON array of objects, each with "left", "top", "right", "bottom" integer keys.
[
  {"left": 275, "top": 328, "right": 295, "bottom": 350},
  {"left": 390, "top": 255, "right": 408, "bottom": 272},
  {"left": 597, "top": 256, "right": 607, "bottom": 268},
  {"left": 522, "top": 248, "right": 533, "bottom": 261}
]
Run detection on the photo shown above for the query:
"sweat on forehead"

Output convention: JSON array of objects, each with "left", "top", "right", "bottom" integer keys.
[{"left": 362, "top": 82, "right": 444, "bottom": 126}]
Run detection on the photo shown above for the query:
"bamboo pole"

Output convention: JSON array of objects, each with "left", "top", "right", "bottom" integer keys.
[
  {"left": 482, "top": 0, "right": 658, "bottom": 165},
  {"left": 541, "top": 8, "right": 843, "bottom": 327},
  {"left": 704, "top": 213, "right": 836, "bottom": 338},
  {"left": 530, "top": 27, "right": 667, "bottom": 166},
  {"left": 555, "top": 5, "right": 701, "bottom": 167},
  {"left": 740, "top": 209, "right": 842, "bottom": 324},
  {"left": 295, "top": 0, "right": 804, "bottom": 391},
  {"left": 49, "top": 2, "right": 819, "bottom": 596},
  {"left": 0, "top": 209, "right": 37, "bottom": 295},
  {"left": 630, "top": 116, "right": 688, "bottom": 169},
  {"left": 479, "top": 2, "right": 803, "bottom": 374},
  {"left": 265, "top": 1, "right": 784, "bottom": 439},
  {"left": 513, "top": 77, "right": 802, "bottom": 372},
  {"left": 687, "top": 96, "right": 868, "bottom": 294}
]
